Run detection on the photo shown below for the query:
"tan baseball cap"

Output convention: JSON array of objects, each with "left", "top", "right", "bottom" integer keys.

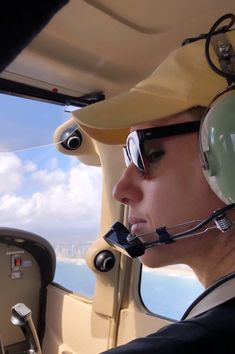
[{"left": 73, "top": 30, "right": 235, "bottom": 145}]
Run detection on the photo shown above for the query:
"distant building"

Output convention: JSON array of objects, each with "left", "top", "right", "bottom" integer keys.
[{"left": 53, "top": 241, "right": 93, "bottom": 259}]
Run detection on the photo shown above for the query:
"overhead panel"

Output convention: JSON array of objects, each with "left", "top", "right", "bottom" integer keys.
[{"left": 2, "top": 0, "right": 235, "bottom": 97}]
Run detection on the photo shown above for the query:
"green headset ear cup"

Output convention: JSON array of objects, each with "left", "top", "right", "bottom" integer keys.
[
  {"left": 203, "top": 150, "right": 217, "bottom": 177},
  {"left": 200, "top": 89, "right": 235, "bottom": 204}
]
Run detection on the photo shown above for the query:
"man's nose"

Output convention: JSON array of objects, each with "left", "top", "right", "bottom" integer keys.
[{"left": 112, "top": 164, "right": 143, "bottom": 206}]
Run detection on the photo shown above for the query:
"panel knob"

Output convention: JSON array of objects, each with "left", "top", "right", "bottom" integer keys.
[{"left": 94, "top": 250, "right": 115, "bottom": 272}]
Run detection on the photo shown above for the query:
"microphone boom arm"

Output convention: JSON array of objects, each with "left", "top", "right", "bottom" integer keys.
[{"left": 104, "top": 204, "right": 235, "bottom": 258}]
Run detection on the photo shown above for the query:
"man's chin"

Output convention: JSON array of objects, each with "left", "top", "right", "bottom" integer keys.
[
  {"left": 139, "top": 245, "right": 177, "bottom": 268},
  {"left": 139, "top": 250, "right": 164, "bottom": 268}
]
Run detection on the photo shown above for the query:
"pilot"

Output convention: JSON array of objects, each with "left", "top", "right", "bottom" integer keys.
[{"left": 73, "top": 14, "right": 235, "bottom": 354}]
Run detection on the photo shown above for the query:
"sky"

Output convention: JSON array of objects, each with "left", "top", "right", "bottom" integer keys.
[
  {"left": 0, "top": 93, "right": 102, "bottom": 244},
  {"left": 0, "top": 94, "right": 76, "bottom": 151}
]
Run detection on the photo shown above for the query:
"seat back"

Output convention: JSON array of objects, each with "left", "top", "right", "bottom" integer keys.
[{"left": 0, "top": 227, "right": 55, "bottom": 351}]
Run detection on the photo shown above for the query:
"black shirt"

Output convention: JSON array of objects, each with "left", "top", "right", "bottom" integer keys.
[{"left": 101, "top": 273, "right": 235, "bottom": 353}]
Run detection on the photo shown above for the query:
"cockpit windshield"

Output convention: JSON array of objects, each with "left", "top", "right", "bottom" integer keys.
[{"left": 0, "top": 93, "right": 77, "bottom": 152}]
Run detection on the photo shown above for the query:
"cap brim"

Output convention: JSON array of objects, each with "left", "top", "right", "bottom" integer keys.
[{"left": 73, "top": 89, "right": 194, "bottom": 144}]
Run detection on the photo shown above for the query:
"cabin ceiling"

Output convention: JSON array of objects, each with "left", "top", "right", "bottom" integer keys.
[{"left": 1, "top": 0, "right": 235, "bottom": 98}]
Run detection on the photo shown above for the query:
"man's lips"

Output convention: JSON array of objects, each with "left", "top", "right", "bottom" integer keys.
[
  {"left": 129, "top": 216, "right": 147, "bottom": 225},
  {"left": 129, "top": 216, "right": 147, "bottom": 235}
]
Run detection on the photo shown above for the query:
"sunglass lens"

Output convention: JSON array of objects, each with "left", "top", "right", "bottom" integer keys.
[
  {"left": 128, "top": 137, "right": 144, "bottom": 171},
  {"left": 123, "top": 146, "right": 131, "bottom": 166}
]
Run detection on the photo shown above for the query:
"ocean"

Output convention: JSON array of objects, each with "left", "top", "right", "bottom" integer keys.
[{"left": 54, "top": 260, "right": 204, "bottom": 320}]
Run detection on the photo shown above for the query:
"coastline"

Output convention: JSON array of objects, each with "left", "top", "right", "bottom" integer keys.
[
  {"left": 56, "top": 256, "right": 86, "bottom": 266},
  {"left": 56, "top": 256, "right": 197, "bottom": 279},
  {"left": 142, "top": 264, "right": 198, "bottom": 279}
]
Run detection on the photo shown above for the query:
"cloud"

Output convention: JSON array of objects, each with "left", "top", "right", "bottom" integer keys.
[
  {"left": 0, "top": 152, "right": 102, "bottom": 242},
  {"left": 0, "top": 153, "right": 24, "bottom": 193}
]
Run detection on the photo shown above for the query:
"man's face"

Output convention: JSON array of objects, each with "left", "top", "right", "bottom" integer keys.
[{"left": 113, "top": 110, "right": 225, "bottom": 268}]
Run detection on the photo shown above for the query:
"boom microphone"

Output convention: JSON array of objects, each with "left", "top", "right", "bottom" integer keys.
[{"left": 104, "top": 204, "right": 235, "bottom": 258}]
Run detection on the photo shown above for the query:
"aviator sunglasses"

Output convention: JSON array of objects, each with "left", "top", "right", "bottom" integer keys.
[{"left": 123, "top": 121, "right": 201, "bottom": 173}]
